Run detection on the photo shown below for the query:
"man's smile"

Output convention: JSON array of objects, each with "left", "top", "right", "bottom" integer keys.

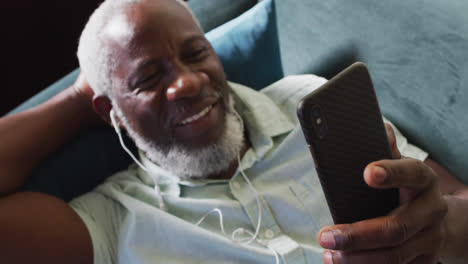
[
  {"left": 173, "top": 101, "right": 223, "bottom": 141},
  {"left": 177, "top": 103, "right": 214, "bottom": 126}
]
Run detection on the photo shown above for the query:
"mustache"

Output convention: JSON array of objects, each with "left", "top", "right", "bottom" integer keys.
[
  {"left": 173, "top": 91, "right": 222, "bottom": 115},
  {"left": 163, "top": 81, "right": 229, "bottom": 146},
  {"left": 166, "top": 81, "right": 228, "bottom": 126},
  {"left": 167, "top": 90, "right": 223, "bottom": 123}
]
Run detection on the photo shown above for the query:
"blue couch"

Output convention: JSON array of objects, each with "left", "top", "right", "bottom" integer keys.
[
  {"left": 275, "top": 0, "right": 468, "bottom": 186},
  {"left": 8, "top": 0, "right": 468, "bottom": 201}
]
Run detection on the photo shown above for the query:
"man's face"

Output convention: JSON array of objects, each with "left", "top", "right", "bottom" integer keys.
[
  {"left": 100, "top": 0, "right": 245, "bottom": 179},
  {"left": 107, "top": 0, "right": 230, "bottom": 153}
]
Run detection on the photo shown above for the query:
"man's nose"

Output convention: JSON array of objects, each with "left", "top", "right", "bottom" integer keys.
[{"left": 166, "top": 71, "right": 209, "bottom": 102}]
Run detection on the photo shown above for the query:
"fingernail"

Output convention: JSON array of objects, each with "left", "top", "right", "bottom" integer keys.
[
  {"left": 320, "top": 231, "right": 336, "bottom": 249},
  {"left": 373, "top": 166, "right": 387, "bottom": 184},
  {"left": 323, "top": 251, "right": 334, "bottom": 264}
]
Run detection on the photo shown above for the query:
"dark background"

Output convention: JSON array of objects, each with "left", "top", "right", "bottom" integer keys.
[{"left": 2, "top": 1, "right": 103, "bottom": 115}]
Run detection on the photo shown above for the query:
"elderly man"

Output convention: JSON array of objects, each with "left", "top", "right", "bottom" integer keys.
[{"left": 1, "top": 0, "right": 467, "bottom": 263}]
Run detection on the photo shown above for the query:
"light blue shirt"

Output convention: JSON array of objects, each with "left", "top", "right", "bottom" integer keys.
[{"left": 70, "top": 75, "right": 427, "bottom": 264}]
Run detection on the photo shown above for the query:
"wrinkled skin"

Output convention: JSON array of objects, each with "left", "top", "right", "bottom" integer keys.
[{"left": 94, "top": 0, "right": 231, "bottom": 153}]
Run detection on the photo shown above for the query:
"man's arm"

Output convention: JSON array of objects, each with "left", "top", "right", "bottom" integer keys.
[
  {"left": 0, "top": 73, "right": 97, "bottom": 263},
  {"left": 425, "top": 158, "right": 468, "bottom": 196},
  {"left": 0, "top": 192, "right": 93, "bottom": 263},
  {"left": 0, "top": 73, "right": 99, "bottom": 195},
  {"left": 423, "top": 156, "right": 468, "bottom": 264},
  {"left": 317, "top": 125, "right": 468, "bottom": 264},
  {"left": 425, "top": 158, "right": 468, "bottom": 264}
]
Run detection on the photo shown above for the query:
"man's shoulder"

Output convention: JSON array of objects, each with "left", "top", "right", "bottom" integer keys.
[
  {"left": 261, "top": 74, "right": 328, "bottom": 123},
  {"left": 261, "top": 74, "right": 327, "bottom": 105},
  {"left": 71, "top": 165, "right": 149, "bottom": 204}
]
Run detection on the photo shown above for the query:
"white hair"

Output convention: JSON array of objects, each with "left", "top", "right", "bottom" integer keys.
[{"left": 77, "top": 0, "right": 200, "bottom": 98}]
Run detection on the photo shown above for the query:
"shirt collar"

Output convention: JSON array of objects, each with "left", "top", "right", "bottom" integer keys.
[{"left": 229, "top": 81, "right": 294, "bottom": 159}]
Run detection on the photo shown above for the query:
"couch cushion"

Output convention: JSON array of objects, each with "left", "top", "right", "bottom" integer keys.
[
  {"left": 206, "top": 0, "right": 283, "bottom": 90},
  {"left": 11, "top": 0, "right": 284, "bottom": 201},
  {"left": 276, "top": 0, "right": 468, "bottom": 183},
  {"left": 188, "top": 0, "right": 257, "bottom": 32},
  {"left": 8, "top": 69, "right": 81, "bottom": 115}
]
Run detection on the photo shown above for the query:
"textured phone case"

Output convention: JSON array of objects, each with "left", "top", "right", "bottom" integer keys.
[{"left": 297, "top": 62, "right": 398, "bottom": 224}]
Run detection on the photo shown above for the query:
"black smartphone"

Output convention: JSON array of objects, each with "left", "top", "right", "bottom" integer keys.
[{"left": 296, "top": 62, "right": 398, "bottom": 224}]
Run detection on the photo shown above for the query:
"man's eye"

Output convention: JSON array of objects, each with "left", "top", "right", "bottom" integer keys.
[
  {"left": 135, "top": 73, "right": 161, "bottom": 92},
  {"left": 188, "top": 47, "right": 208, "bottom": 61}
]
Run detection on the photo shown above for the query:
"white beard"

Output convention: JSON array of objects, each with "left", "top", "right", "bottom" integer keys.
[{"left": 114, "top": 95, "right": 245, "bottom": 180}]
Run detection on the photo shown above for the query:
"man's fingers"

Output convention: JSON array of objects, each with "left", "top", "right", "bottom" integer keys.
[
  {"left": 318, "top": 190, "right": 447, "bottom": 251},
  {"left": 320, "top": 151, "right": 447, "bottom": 262},
  {"left": 364, "top": 158, "right": 436, "bottom": 191},
  {"left": 318, "top": 216, "right": 409, "bottom": 251},
  {"left": 321, "top": 224, "right": 444, "bottom": 264},
  {"left": 385, "top": 123, "right": 401, "bottom": 159}
]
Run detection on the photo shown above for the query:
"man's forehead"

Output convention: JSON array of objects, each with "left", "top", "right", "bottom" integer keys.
[
  {"left": 104, "top": 12, "right": 135, "bottom": 46},
  {"left": 102, "top": 0, "right": 200, "bottom": 52}
]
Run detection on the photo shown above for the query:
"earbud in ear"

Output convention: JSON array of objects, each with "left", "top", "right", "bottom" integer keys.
[{"left": 107, "top": 106, "right": 165, "bottom": 210}]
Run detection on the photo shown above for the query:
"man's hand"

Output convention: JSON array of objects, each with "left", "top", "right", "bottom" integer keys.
[
  {"left": 71, "top": 72, "right": 105, "bottom": 126},
  {"left": 0, "top": 71, "right": 101, "bottom": 195},
  {"left": 317, "top": 124, "right": 449, "bottom": 264},
  {"left": 72, "top": 72, "right": 95, "bottom": 108}
]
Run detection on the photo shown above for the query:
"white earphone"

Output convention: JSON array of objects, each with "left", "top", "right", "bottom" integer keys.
[
  {"left": 110, "top": 108, "right": 277, "bottom": 262},
  {"left": 110, "top": 109, "right": 166, "bottom": 211}
]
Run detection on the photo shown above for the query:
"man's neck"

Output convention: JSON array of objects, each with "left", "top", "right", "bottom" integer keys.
[{"left": 207, "top": 133, "right": 251, "bottom": 180}]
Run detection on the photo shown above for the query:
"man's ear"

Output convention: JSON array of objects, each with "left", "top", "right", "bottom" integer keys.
[{"left": 92, "top": 95, "right": 115, "bottom": 126}]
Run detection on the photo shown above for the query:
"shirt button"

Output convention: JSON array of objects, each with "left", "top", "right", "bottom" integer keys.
[
  {"left": 265, "top": 229, "right": 275, "bottom": 239},
  {"left": 232, "top": 182, "right": 241, "bottom": 189}
]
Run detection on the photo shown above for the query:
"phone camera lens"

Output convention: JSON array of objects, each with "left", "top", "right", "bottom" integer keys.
[
  {"left": 310, "top": 105, "right": 327, "bottom": 139},
  {"left": 316, "top": 117, "right": 322, "bottom": 125}
]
